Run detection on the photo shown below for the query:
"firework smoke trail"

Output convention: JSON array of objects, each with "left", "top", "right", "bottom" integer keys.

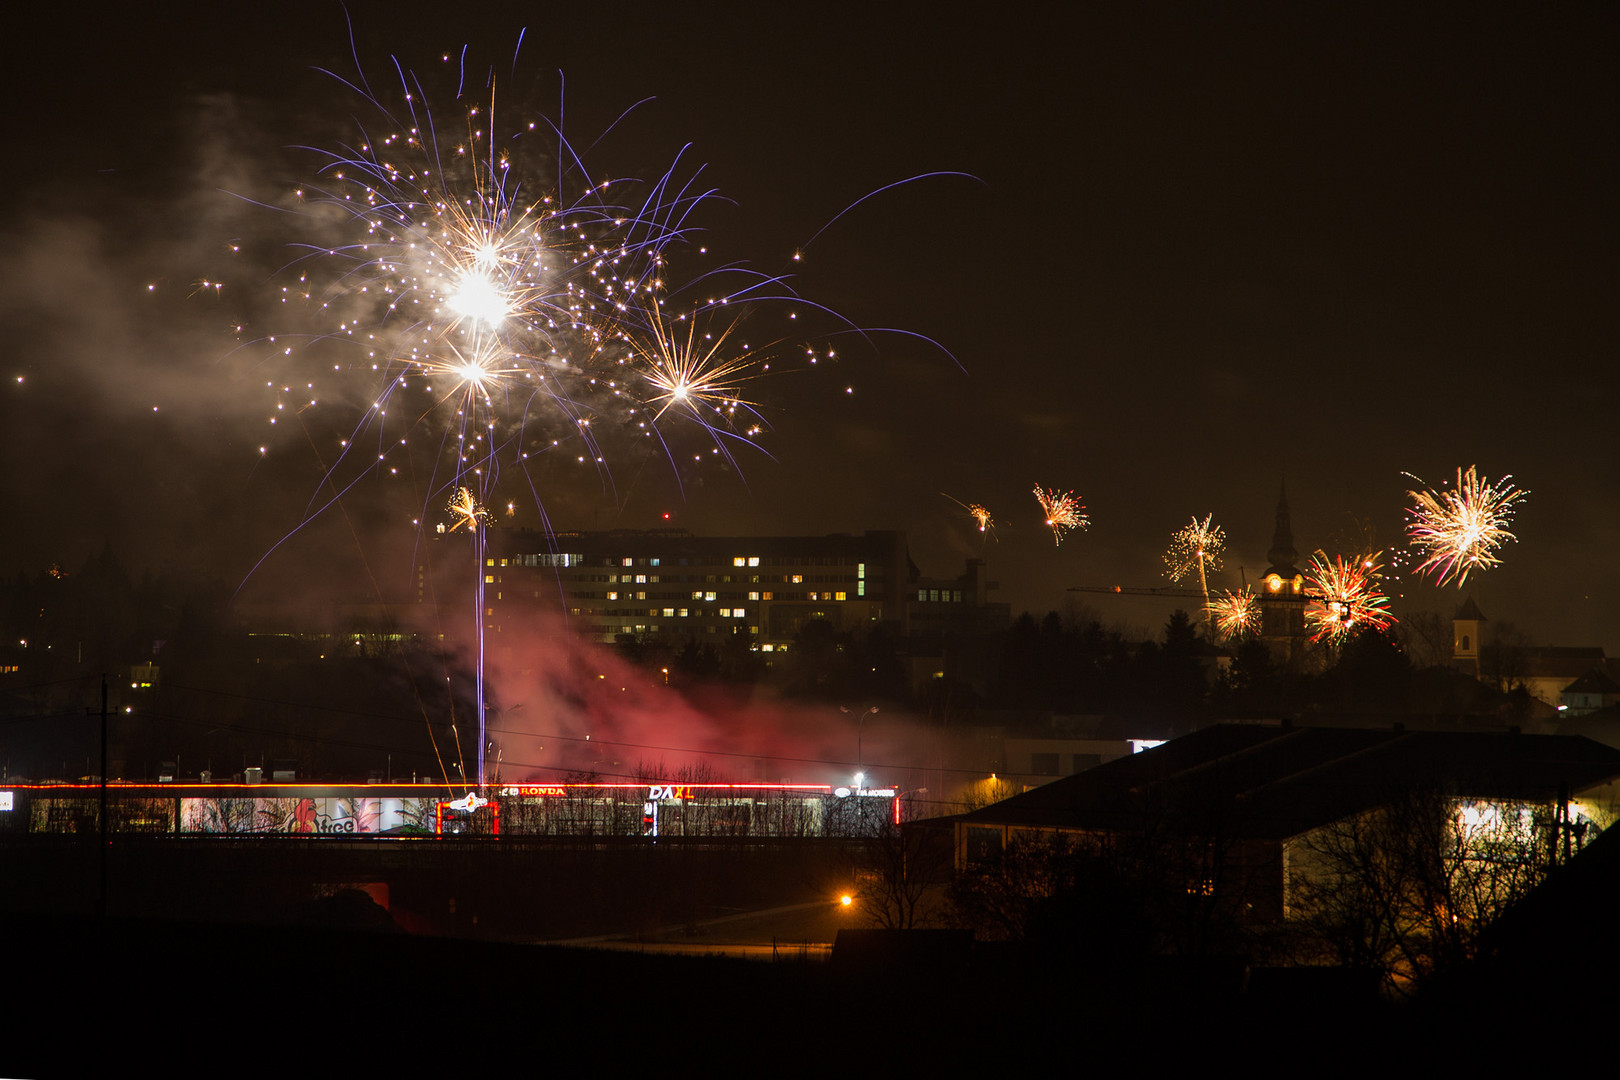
[
  {"left": 1033, "top": 485, "right": 1088, "bottom": 546},
  {"left": 1304, "top": 550, "right": 1397, "bottom": 645},
  {"left": 1404, "top": 465, "right": 1528, "bottom": 587},
  {"left": 442, "top": 484, "right": 494, "bottom": 778},
  {"left": 1208, "top": 586, "right": 1259, "bottom": 640},
  {"left": 1163, "top": 513, "right": 1225, "bottom": 622}
]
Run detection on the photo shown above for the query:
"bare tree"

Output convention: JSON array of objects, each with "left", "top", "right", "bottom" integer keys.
[
  {"left": 1398, "top": 611, "right": 1455, "bottom": 670},
  {"left": 1290, "top": 785, "right": 1575, "bottom": 995},
  {"left": 853, "top": 818, "right": 954, "bottom": 930}
]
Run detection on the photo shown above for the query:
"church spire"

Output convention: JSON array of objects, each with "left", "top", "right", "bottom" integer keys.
[{"left": 1265, "top": 481, "right": 1299, "bottom": 577}]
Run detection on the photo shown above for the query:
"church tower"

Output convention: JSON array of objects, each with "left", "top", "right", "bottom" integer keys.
[
  {"left": 1452, "top": 598, "right": 1485, "bottom": 677},
  {"left": 1258, "top": 483, "right": 1307, "bottom": 660}
]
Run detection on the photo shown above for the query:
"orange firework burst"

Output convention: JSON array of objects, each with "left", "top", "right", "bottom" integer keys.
[
  {"left": 1034, "top": 484, "right": 1088, "bottom": 546},
  {"left": 1405, "top": 465, "right": 1528, "bottom": 587},
  {"left": 445, "top": 486, "right": 491, "bottom": 533},
  {"left": 1304, "top": 550, "right": 1396, "bottom": 644},
  {"left": 1208, "top": 587, "right": 1259, "bottom": 639},
  {"left": 942, "top": 493, "right": 996, "bottom": 538}
]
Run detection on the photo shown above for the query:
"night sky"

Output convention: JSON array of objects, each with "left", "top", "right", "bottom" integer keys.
[{"left": 2, "top": 3, "right": 1614, "bottom": 652}]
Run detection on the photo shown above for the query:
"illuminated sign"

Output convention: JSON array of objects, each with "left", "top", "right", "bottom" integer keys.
[
  {"left": 0, "top": 792, "right": 11, "bottom": 811},
  {"left": 647, "top": 785, "right": 693, "bottom": 801},
  {"left": 515, "top": 785, "right": 567, "bottom": 797}
]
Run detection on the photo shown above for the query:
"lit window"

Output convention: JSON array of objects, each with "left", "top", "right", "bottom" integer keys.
[
  {"left": 918, "top": 589, "right": 927, "bottom": 601},
  {"left": 693, "top": 590, "right": 704, "bottom": 600},
  {"left": 651, "top": 558, "right": 660, "bottom": 566},
  {"left": 485, "top": 575, "right": 495, "bottom": 584},
  {"left": 663, "top": 608, "right": 675, "bottom": 617},
  {"left": 762, "top": 591, "right": 774, "bottom": 601},
  {"left": 808, "top": 591, "right": 819, "bottom": 600},
  {"left": 835, "top": 591, "right": 847, "bottom": 601},
  {"left": 749, "top": 591, "right": 760, "bottom": 600},
  {"left": 748, "top": 557, "right": 760, "bottom": 567},
  {"left": 733, "top": 557, "right": 746, "bottom": 567},
  {"left": 858, "top": 562, "right": 866, "bottom": 579},
  {"left": 622, "top": 558, "right": 633, "bottom": 567},
  {"left": 636, "top": 575, "right": 647, "bottom": 584},
  {"left": 607, "top": 591, "right": 618, "bottom": 601},
  {"left": 679, "top": 608, "right": 690, "bottom": 618},
  {"left": 792, "top": 574, "right": 803, "bottom": 584},
  {"left": 704, "top": 591, "right": 717, "bottom": 601},
  {"left": 857, "top": 582, "right": 865, "bottom": 597}
]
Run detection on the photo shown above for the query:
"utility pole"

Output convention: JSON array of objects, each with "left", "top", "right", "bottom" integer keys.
[{"left": 98, "top": 675, "right": 108, "bottom": 921}]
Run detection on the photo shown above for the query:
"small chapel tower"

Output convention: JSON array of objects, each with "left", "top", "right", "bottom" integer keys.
[{"left": 1452, "top": 598, "right": 1486, "bottom": 677}]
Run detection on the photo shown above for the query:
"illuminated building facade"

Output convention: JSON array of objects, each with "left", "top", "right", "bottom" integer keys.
[
  {"left": 483, "top": 528, "right": 1007, "bottom": 669},
  {"left": 3, "top": 781, "right": 900, "bottom": 839}
]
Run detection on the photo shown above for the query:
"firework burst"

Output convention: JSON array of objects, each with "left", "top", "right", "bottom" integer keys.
[
  {"left": 1164, "top": 513, "right": 1225, "bottom": 621},
  {"left": 942, "top": 493, "right": 996, "bottom": 538},
  {"left": 635, "top": 310, "right": 764, "bottom": 432},
  {"left": 1034, "top": 485, "right": 1088, "bottom": 546},
  {"left": 246, "top": 53, "right": 799, "bottom": 536},
  {"left": 1304, "top": 550, "right": 1397, "bottom": 644},
  {"left": 444, "top": 486, "right": 490, "bottom": 533},
  {"left": 1404, "top": 465, "right": 1528, "bottom": 587},
  {"left": 1208, "top": 587, "right": 1259, "bottom": 640}
]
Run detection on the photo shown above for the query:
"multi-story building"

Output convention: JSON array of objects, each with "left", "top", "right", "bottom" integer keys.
[{"left": 484, "top": 528, "right": 1008, "bottom": 685}]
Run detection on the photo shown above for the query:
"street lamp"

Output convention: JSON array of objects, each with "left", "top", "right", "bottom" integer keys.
[{"left": 841, "top": 705, "right": 878, "bottom": 792}]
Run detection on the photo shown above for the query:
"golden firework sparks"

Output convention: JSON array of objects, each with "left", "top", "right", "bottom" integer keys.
[
  {"left": 1164, "top": 513, "right": 1225, "bottom": 622},
  {"left": 1405, "top": 465, "right": 1528, "bottom": 587},
  {"left": 1208, "top": 586, "right": 1259, "bottom": 639},
  {"left": 445, "top": 486, "right": 491, "bottom": 533}
]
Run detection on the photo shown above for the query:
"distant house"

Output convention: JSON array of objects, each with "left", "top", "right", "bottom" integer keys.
[
  {"left": 1523, "top": 648, "right": 1609, "bottom": 709},
  {"left": 1560, "top": 667, "right": 1620, "bottom": 717},
  {"left": 953, "top": 724, "right": 1620, "bottom": 926}
]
